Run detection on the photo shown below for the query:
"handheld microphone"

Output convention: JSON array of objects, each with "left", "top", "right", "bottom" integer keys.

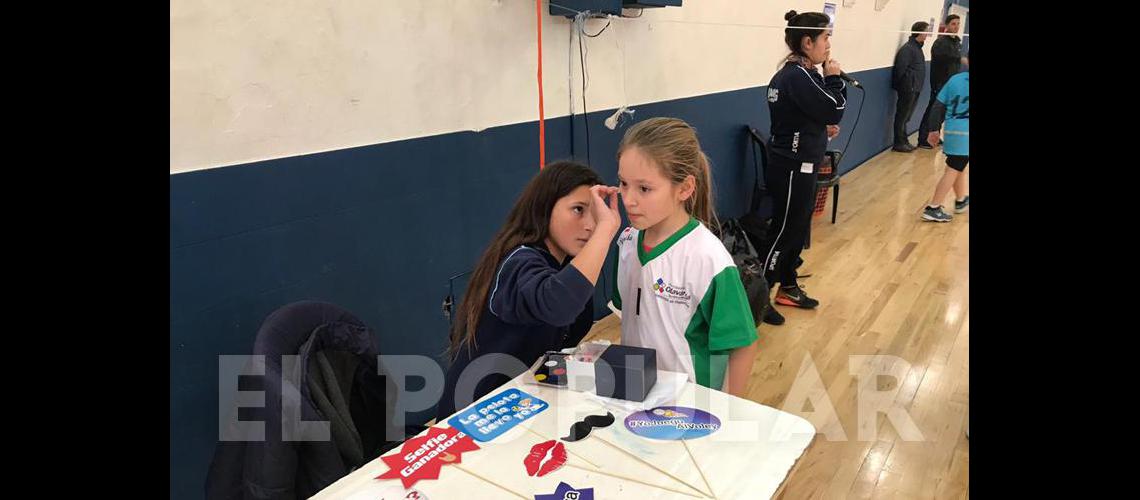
[
  {"left": 823, "top": 59, "right": 862, "bottom": 89},
  {"left": 838, "top": 71, "right": 862, "bottom": 89}
]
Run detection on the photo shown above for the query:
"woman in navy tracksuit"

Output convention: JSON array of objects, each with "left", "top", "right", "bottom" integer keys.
[{"left": 762, "top": 10, "right": 847, "bottom": 323}]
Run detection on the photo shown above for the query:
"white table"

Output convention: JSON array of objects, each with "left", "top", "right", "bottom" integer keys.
[{"left": 312, "top": 373, "right": 816, "bottom": 499}]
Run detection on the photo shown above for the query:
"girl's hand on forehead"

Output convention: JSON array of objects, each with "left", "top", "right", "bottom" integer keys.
[{"left": 589, "top": 185, "right": 621, "bottom": 233}]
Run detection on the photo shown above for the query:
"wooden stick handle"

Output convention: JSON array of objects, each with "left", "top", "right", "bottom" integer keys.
[
  {"left": 593, "top": 435, "right": 713, "bottom": 497},
  {"left": 564, "top": 462, "right": 707, "bottom": 498},
  {"left": 684, "top": 440, "right": 717, "bottom": 499},
  {"left": 452, "top": 465, "right": 528, "bottom": 500}
]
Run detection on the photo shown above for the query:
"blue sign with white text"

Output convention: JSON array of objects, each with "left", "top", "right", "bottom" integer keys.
[{"left": 447, "top": 388, "right": 549, "bottom": 442}]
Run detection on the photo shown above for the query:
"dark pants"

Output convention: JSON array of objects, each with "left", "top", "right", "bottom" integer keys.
[
  {"left": 760, "top": 153, "right": 819, "bottom": 289},
  {"left": 946, "top": 155, "right": 969, "bottom": 172},
  {"left": 893, "top": 91, "right": 920, "bottom": 146},
  {"left": 917, "top": 82, "right": 945, "bottom": 145}
]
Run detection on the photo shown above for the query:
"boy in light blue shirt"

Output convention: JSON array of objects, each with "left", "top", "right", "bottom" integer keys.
[{"left": 922, "top": 52, "right": 969, "bottom": 222}]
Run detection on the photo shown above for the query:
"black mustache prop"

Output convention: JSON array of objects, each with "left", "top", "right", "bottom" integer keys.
[{"left": 560, "top": 412, "right": 615, "bottom": 442}]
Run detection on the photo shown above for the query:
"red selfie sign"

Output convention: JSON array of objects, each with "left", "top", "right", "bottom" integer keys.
[{"left": 376, "top": 426, "right": 481, "bottom": 488}]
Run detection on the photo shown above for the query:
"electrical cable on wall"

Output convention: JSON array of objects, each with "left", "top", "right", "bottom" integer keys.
[
  {"left": 583, "top": 17, "right": 611, "bottom": 37},
  {"left": 577, "top": 13, "right": 592, "bottom": 166},
  {"left": 837, "top": 88, "right": 867, "bottom": 172},
  {"left": 571, "top": 11, "right": 618, "bottom": 166},
  {"left": 579, "top": 12, "right": 604, "bottom": 306},
  {"left": 568, "top": 16, "right": 576, "bottom": 159}
]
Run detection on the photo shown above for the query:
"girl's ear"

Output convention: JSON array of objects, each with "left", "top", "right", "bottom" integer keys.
[{"left": 676, "top": 174, "right": 696, "bottom": 202}]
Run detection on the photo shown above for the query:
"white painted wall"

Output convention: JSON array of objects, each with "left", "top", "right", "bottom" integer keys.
[{"left": 170, "top": 0, "right": 944, "bottom": 173}]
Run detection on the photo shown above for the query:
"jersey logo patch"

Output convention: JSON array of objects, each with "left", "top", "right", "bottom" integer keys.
[{"left": 652, "top": 277, "right": 692, "bottom": 306}]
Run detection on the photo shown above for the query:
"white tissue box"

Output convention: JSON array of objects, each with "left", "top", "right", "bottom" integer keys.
[{"left": 566, "top": 341, "right": 610, "bottom": 392}]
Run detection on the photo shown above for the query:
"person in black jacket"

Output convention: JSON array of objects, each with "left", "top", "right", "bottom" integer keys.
[
  {"left": 437, "top": 161, "right": 620, "bottom": 420},
  {"left": 760, "top": 10, "right": 847, "bottom": 324},
  {"left": 890, "top": 21, "right": 931, "bottom": 152},
  {"left": 917, "top": 14, "right": 964, "bottom": 149},
  {"left": 206, "top": 301, "right": 402, "bottom": 500}
]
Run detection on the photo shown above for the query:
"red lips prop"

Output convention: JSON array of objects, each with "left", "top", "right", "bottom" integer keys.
[{"left": 523, "top": 440, "right": 567, "bottom": 477}]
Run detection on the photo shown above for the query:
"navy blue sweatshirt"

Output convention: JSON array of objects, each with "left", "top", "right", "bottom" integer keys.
[
  {"left": 892, "top": 38, "right": 927, "bottom": 93},
  {"left": 930, "top": 35, "right": 962, "bottom": 90},
  {"left": 767, "top": 60, "right": 847, "bottom": 163},
  {"left": 437, "top": 243, "right": 594, "bottom": 420}
]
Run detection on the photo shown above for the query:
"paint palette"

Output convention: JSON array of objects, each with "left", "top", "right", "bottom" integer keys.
[{"left": 532, "top": 352, "right": 570, "bottom": 387}]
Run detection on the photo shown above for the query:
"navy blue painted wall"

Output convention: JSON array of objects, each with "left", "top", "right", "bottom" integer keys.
[{"left": 170, "top": 63, "right": 931, "bottom": 499}]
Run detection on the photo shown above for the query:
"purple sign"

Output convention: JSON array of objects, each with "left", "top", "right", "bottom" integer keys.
[
  {"left": 624, "top": 406, "right": 721, "bottom": 440},
  {"left": 534, "top": 481, "right": 594, "bottom": 500}
]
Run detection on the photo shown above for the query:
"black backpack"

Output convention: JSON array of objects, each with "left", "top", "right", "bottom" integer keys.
[
  {"left": 717, "top": 218, "right": 770, "bottom": 327},
  {"left": 712, "top": 126, "right": 776, "bottom": 327},
  {"left": 738, "top": 127, "right": 777, "bottom": 257}
]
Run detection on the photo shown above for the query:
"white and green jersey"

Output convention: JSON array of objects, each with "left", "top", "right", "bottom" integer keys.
[{"left": 612, "top": 218, "right": 758, "bottom": 390}]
